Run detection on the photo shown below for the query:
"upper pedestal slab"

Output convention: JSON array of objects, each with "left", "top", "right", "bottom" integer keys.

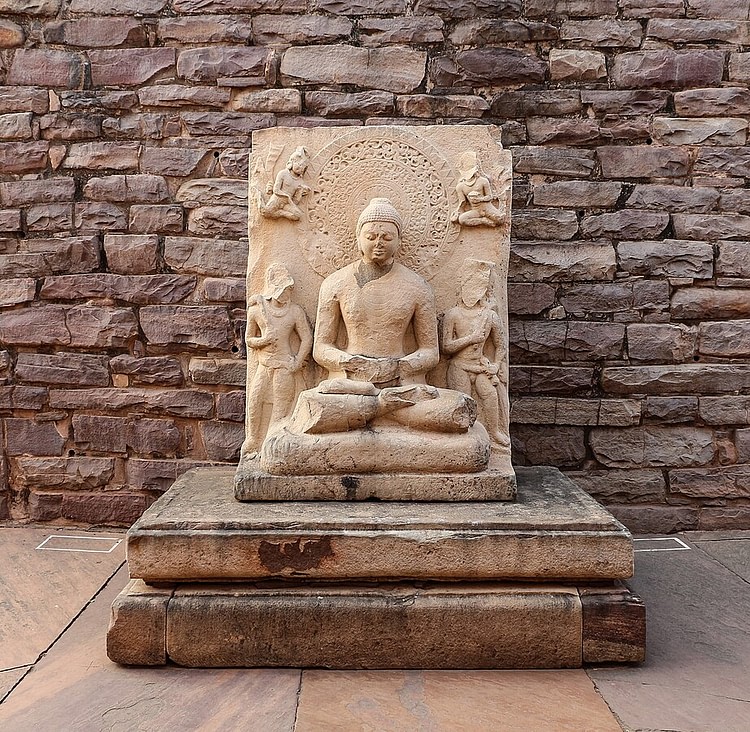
[{"left": 127, "top": 466, "right": 633, "bottom": 584}]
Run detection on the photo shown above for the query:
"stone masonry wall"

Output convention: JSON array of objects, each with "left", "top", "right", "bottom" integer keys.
[{"left": 0, "top": 0, "right": 749, "bottom": 531}]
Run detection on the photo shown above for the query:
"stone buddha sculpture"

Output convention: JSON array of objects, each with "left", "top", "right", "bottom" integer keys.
[{"left": 258, "top": 197, "right": 491, "bottom": 475}]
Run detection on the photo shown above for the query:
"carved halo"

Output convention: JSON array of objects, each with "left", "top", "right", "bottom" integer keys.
[{"left": 305, "top": 128, "right": 460, "bottom": 281}]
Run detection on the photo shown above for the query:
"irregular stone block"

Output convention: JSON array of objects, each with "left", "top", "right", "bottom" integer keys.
[
  {"left": 63, "top": 142, "right": 140, "bottom": 170},
  {"left": 0, "top": 141, "right": 49, "bottom": 173},
  {"left": 88, "top": 48, "right": 175, "bottom": 87},
  {"left": 618, "top": 240, "right": 713, "bottom": 278},
  {"left": 172, "top": 0, "right": 305, "bottom": 8},
  {"left": 200, "top": 277, "right": 245, "bottom": 302},
  {"left": 177, "top": 46, "right": 268, "bottom": 82},
  {"left": 525, "top": 0, "right": 616, "bottom": 15},
  {"left": 511, "top": 366, "right": 595, "bottom": 395},
  {"left": 510, "top": 242, "right": 616, "bottom": 281},
  {"left": 581, "top": 211, "right": 669, "bottom": 240},
  {"left": 73, "top": 414, "right": 180, "bottom": 457},
  {"left": 652, "top": 117, "right": 748, "bottom": 146},
  {"left": 560, "top": 283, "right": 633, "bottom": 315},
  {"left": 44, "top": 17, "right": 146, "bottom": 47},
  {"left": 720, "top": 191, "right": 750, "bottom": 215},
  {"left": 189, "top": 357, "right": 246, "bottom": 386},
  {"left": 140, "top": 305, "right": 233, "bottom": 349},
  {"left": 8, "top": 49, "right": 83, "bottom": 88},
  {"left": 672, "top": 287, "right": 750, "bottom": 320},
  {"left": 645, "top": 396, "right": 698, "bottom": 423},
  {"left": 25, "top": 203, "right": 71, "bottom": 233},
  {"left": 673, "top": 213, "right": 750, "bottom": 241},
  {"left": 84, "top": 174, "right": 169, "bottom": 204},
  {"left": 648, "top": 19, "right": 750, "bottom": 43},
  {"left": 674, "top": 87, "right": 750, "bottom": 117},
  {"left": 187, "top": 205, "right": 246, "bottom": 237},
  {"left": 126, "top": 458, "right": 213, "bottom": 492},
  {"left": 140, "top": 146, "right": 207, "bottom": 176},
  {"left": 0, "top": 112, "right": 32, "bottom": 140},
  {"left": 699, "top": 396, "right": 750, "bottom": 425},
  {"left": 110, "top": 355, "right": 183, "bottom": 387},
  {"left": 511, "top": 425, "right": 586, "bottom": 468},
  {"left": 560, "top": 20, "right": 642, "bottom": 47},
  {"left": 0, "top": 87, "right": 49, "bottom": 115},
  {"left": 717, "top": 241, "right": 750, "bottom": 277},
  {"left": 180, "top": 111, "right": 274, "bottom": 137},
  {"left": 582, "top": 90, "right": 670, "bottom": 116},
  {"left": 627, "top": 185, "right": 719, "bottom": 213},
  {"left": 164, "top": 236, "right": 247, "bottom": 277},
  {"left": 5, "top": 419, "right": 65, "bottom": 457},
  {"left": 129, "top": 204, "right": 184, "bottom": 234},
  {"left": 62, "top": 493, "right": 148, "bottom": 525},
  {"left": 252, "top": 13, "right": 352, "bottom": 45},
  {"left": 158, "top": 15, "right": 253, "bottom": 44},
  {"left": 362, "top": 16, "right": 444, "bottom": 45},
  {"left": 200, "top": 420, "right": 244, "bottom": 461},
  {"left": 602, "top": 364, "right": 750, "bottom": 395},
  {"left": 598, "top": 145, "right": 690, "bottom": 179},
  {"left": 695, "top": 147, "right": 750, "bottom": 177},
  {"left": 730, "top": 52, "right": 750, "bottom": 83},
  {"left": 627, "top": 323, "right": 696, "bottom": 362},
  {"left": 591, "top": 426, "right": 715, "bottom": 468},
  {"left": 0, "top": 278, "right": 35, "bottom": 307},
  {"left": 280, "top": 45, "right": 426, "bottom": 94},
  {"left": 176, "top": 178, "right": 246, "bottom": 208},
  {"left": 686, "top": 0, "right": 748, "bottom": 17},
  {"left": 566, "top": 469, "right": 665, "bottom": 503},
  {"left": 512, "top": 209, "right": 578, "bottom": 240},
  {"left": 737, "top": 429, "right": 750, "bottom": 461},
  {"left": 613, "top": 50, "right": 725, "bottom": 89},
  {"left": 0, "top": 0, "right": 61, "bottom": 12},
  {"left": 512, "top": 147, "right": 595, "bottom": 178},
  {"left": 40, "top": 274, "right": 195, "bottom": 305},
  {"left": 74, "top": 202, "right": 127, "bottom": 233},
  {"left": 305, "top": 90, "right": 394, "bottom": 118},
  {"left": 66, "top": 305, "right": 139, "bottom": 348},
  {"left": 550, "top": 50, "right": 606, "bottom": 82},
  {"left": 533, "top": 181, "right": 621, "bottom": 209},
  {"left": 456, "top": 48, "right": 545, "bottom": 85},
  {"left": 699, "top": 321, "right": 750, "bottom": 357},
  {"left": 507, "top": 283, "right": 556, "bottom": 315},
  {"left": 610, "top": 505, "right": 698, "bottom": 534},
  {"left": 452, "top": 19, "right": 557, "bottom": 46},
  {"left": 525, "top": 118, "right": 604, "bottom": 146},
  {"left": 216, "top": 390, "right": 244, "bottom": 421},
  {"left": 40, "top": 114, "right": 102, "bottom": 143},
  {"left": 13, "top": 456, "right": 115, "bottom": 491},
  {"left": 511, "top": 397, "right": 639, "bottom": 427},
  {"left": 492, "top": 90, "right": 581, "bottom": 117},
  {"left": 670, "top": 465, "right": 750, "bottom": 499},
  {"left": 15, "top": 353, "right": 110, "bottom": 387},
  {"left": 232, "top": 88, "right": 301, "bottom": 113},
  {"left": 139, "top": 85, "right": 230, "bottom": 108},
  {"left": 50, "top": 388, "right": 214, "bottom": 419},
  {"left": 104, "top": 234, "right": 159, "bottom": 275},
  {"left": 414, "top": 0, "right": 522, "bottom": 16}
]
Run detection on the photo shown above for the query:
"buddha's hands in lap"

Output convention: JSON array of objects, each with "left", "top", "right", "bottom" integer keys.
[{"left": 341, "top": 354, "right": 400, "bottom": 384}]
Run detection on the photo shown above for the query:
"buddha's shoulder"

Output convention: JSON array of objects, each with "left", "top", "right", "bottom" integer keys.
[
  {"left": 392, "top": 263, "right": 431, "bottom": 290},
  {"left": 320, "top": 262, "right": 356, "bottom": 290}
]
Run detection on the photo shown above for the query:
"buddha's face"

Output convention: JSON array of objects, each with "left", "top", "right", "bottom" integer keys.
[{"left": 358, "top": 221, "right": 400, "bottom": 266}]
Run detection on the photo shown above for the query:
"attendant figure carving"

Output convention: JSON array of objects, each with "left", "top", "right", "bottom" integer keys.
[
  {"left": 245, "top": 263, "right": 312, "bottom": 454},
  {"left": 442, "top": 259, "right": 510, "bottom": 449},
  {"left": 258, "top": 146, "right": 311, "bottom": 221},
  {"left": 451, "top": 151, "right": 504, "bottom": 228}
]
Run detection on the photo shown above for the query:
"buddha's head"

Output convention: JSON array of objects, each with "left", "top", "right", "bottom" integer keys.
[{"left": 355, "top": 198, "right": 403, "bottom": 267}]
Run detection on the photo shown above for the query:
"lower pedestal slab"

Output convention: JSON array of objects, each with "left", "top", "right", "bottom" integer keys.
[{"left": 107, "top": 579, "right": 645, "bottom": 669}]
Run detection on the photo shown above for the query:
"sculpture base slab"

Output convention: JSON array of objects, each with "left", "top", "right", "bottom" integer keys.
[
  {"left": 107, "top": 579, "right": 645, "bottom": 668},
  {"left": 234, "top": 464, "right": 517, "bottom": 501},
  {"left": 126, "top": 466, "right": 632, "bottom": 583}
]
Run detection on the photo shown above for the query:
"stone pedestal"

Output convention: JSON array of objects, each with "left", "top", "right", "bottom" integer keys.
[{"left": 108, "top": 466, "right": 646, "bottom": 668}]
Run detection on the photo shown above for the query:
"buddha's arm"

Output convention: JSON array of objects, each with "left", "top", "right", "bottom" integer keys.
[
  {"left": 313, "top": 288, "right": 349, "bottom": 372},
  {"left": 400, "top": 288, "right": 440, "bottom": 377}
]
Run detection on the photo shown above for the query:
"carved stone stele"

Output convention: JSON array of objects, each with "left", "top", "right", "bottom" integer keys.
[{"left": 238, "top": 125, "right": 514, "bottom": 495}]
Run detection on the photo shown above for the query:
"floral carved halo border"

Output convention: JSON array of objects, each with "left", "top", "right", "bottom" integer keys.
[{"left": 305, "top": 127, "right": 461, "bottom": 282}]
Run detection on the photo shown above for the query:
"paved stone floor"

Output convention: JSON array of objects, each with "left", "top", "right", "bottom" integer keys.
[{"left": 0, "top": 527, "right": 748, "bottom": 731}]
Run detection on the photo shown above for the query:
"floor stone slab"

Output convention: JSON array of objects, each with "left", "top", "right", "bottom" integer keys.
[
  {"left": 589, "top": 540, "right": 750, "bottom": 732},
  {"left": 0, "top": 567, "right": 302, "bottom": 731},
  {"left": 0, "top": 528, "right": 125, "bottom": 670},
  {"left": 127, "top": 466, "right": 633, "bottom": 582},
  {"left": 294, "top": 669, "right": 623, "bottom": 732}
]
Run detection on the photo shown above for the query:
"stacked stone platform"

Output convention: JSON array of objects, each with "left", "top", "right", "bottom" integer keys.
[{"left": 107, "top": 466, "right": 645, "bottom": 668}]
